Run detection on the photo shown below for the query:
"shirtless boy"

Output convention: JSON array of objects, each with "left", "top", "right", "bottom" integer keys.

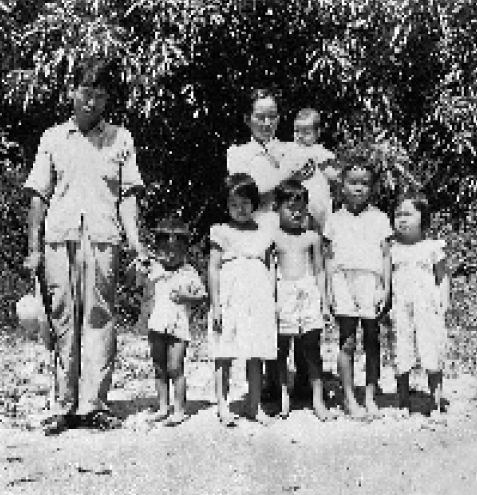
[{"left": 273, "top": 179, "right": 333, "bottom": 420}]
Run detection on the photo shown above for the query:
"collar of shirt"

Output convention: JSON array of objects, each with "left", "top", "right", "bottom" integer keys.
[
  {"left": 339, "top": 204, "right": 375, "bottom": 218},
  {"left": 66, "top": 117, "right": 107, "bottom": 138}
]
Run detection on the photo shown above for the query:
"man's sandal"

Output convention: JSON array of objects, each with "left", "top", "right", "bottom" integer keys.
[
  {"left": 41, "top": 413, "right": 80, "bottom": 436},
  {"left": 81, "top": 410, "right": 122, "bottom": 430}
]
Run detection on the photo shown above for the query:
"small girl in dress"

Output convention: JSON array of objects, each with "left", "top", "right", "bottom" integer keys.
[
  {"left": 208, "top": 173, "right": 277, "bottom": 426},
  {"left": 137, "top": 218, "right": 207, "bottom": 426},
  {"left": 323, "top": 157, "right": 392, "bottom": 420},
  {"left": 391, "top": 192, "right": 450, "bottom": 417}
]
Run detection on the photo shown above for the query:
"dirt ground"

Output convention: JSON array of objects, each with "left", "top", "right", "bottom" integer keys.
[{"left": 2, "top": 332, "right": 477, "bottom": 495}]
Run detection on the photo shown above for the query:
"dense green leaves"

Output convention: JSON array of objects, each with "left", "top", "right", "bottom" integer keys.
[{"left": 1, "top": 0, "right": 476, "bottom": 326}]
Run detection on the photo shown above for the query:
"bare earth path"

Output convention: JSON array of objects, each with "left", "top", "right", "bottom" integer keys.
[{"left": 2, "top": 334, "right": 477, "bottom": 495}]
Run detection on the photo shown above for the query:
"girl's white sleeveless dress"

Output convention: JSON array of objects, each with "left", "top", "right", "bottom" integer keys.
[
  {"left": 390, "top": 239, "right": 447, "bottom": 374},
  {"left": 209, "top": 223, "right": 277, "bottom": 360}
]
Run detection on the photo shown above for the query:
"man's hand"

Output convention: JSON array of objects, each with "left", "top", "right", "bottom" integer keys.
[{"left": 23, "top": 251, "right": 43, "bottom": 275}]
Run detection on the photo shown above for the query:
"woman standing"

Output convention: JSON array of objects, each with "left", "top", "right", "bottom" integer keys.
[{"left": 227, "top": 88, "right": 292, "bottom": 232}]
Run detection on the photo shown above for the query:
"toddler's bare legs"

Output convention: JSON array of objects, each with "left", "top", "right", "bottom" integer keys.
[
  {"left": 428, "top": 371, "right": 443, "bottom": 413},
  {"left": 148, "top": 331, "right": 170, "bottom": 420},
  {"left": 246, "top": 358, "right": 272, "bottom": 424},
  {"left": 337, "top": 317, "right": 367, "bottom": 418},
  {"left": 362, "top": 318, "right": 382, "bottom": 417},
  {"left": 214, "top": 359, "right": 235, "bottom": 423},
  {"left": 166, "top": 338, "right": 188, "bottom": 424},
  {"left": 277, "top": 336, "right": 291, "bottom": 418}
]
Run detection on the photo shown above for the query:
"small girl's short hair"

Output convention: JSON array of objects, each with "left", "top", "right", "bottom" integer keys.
[
  {"left": 394, "top": 191, "right": 431, "bottom": 230},
  {"left": 294, "top": 108, "right": 320, "bottom": 131},
  {"left": 226, "top": 173, "right": 260, "bottom": 211},
  {"left": 275, "top": 179, "right": 309, "bottom": 206}
]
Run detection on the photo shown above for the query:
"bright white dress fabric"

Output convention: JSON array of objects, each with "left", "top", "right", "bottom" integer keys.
[
  {"left": 391, "top": 239, "right": 447, "bottom": 374},
  {"left": 209, "top": 224, "right": 277, "bottom": 360},
  {"left": 145, "top": 262, "right": 206, "bottom": 341},
  {"left": 323, "top": 206, "right": 393, "bottom": 318}
]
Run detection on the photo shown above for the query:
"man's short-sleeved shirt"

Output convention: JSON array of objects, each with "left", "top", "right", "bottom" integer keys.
[
  {"left": 323, "top": 205, "right": 392, "bottom": 274},
  {"left": 24, "top": 119, "right": 143, "bottom": 244}
]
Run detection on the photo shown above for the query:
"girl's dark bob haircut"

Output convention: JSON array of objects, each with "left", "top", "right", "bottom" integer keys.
[
  {"left": 341, "top": 162, "right": 378, "bottom": 186},
  {"left": 394, "top": 190, "right": 431, "bottom": 231},
  {"left": 225, "top": 173, "right": 260, "bottom": 211},
  {"left": 275, "top": 179, "right": 309, "bottom": 207}
]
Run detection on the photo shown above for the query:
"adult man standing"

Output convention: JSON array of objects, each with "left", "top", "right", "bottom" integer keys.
[{"left": 23, "top": 57, "right": 146, "bottom": 435}]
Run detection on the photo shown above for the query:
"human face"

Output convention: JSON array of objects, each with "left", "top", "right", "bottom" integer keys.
[
  {"left": 72, "top": 85, "right": 109, "bottom": 132},
  {"left": 294, "top": 117, "right": 318, "bottom": 147},
  {"left": 278, "top": 199, "right": 307, "bottom": 231},
  {"left": 247, "top": 96, "right": 279, "bottom": 144},
  {"left": 155, "top": 231, "right": 188, "bottom": 269},
  {"left": 342, "top": 167, "right": 373, "bottom": 211},
  {"left": 394, "top": 199, "right": 423, "bottom": 241},
  {"left": 228, "top": 193, "right": 254, "bottom": 224}
]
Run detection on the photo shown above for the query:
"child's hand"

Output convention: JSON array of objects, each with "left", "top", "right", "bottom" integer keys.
[
  {"left": 212, "top": 307, "right": 222, "bottom": 333},
  {"left": 291, "top": 159, "right": 316, "bottom": 182}
]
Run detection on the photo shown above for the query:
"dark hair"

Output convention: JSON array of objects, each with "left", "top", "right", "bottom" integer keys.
[
  {"left": 275, "top": 179, "right": 309, "bottom": 207},
  {"left": 394, "top": 191, "right": 431, "bottom": 231},
  {"left": 294, "top": 108, "right": 320, "bottom": 131},
  {"left": 152, "top": 217, "right": 190, "bottom": 240},
  {"left": 225, "top": 173, "right": 260, "bottom": 211},
  {"left": 339, "top": 142, "right": 378, "bottom": 185},
  {"left": 73, "top": 57, "right": 118, "bottom": 94},
  {"left": 244, "top": 87, "right": 280, "bottom": 117}
]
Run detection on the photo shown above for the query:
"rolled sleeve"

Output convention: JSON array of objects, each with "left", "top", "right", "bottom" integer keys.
[
  {"left": 24, "top": 131, "right": 54, "bottom": 201},
  {"left": 120, "top": 129, "right": 144, "bottom": 198}
]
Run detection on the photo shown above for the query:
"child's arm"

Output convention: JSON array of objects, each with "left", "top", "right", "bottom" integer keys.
[
  {"left": 208, "top": 244, "right": 223, "bottom": 331},
  {"left": 435, "top": 257, "right": 450, "bottom": 312},
  {"left": 322, "top": 237, "right": 334, "bottom": 315},
  {"left": 312, "top": 234, "right": 330, "bottom": 318},
  {"left": 379, "top": 238, "right": 392, "bottom": 318}
]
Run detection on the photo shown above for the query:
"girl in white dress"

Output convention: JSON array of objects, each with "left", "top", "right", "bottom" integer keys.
[
  {"left": 391, "top": 192, "right": 450, "bottom": 417},
  {"left": 208, "top": 174, "right": 276, "bottom": 426}
]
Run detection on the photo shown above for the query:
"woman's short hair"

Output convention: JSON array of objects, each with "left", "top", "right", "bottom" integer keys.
[
  {"left": 275, "top": 179, "right": 309, "bottom": 207},
  {"left": 244, "top": 87, "right": 280, "bottom": 117},
  {"left": 394, "top": 190, "right": 431, "bottom": 230},
  {"left": 225, "top": 173, "right": 260, "bottom": 211}
]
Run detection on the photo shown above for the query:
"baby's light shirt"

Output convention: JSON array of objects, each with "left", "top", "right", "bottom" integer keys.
[{"left": 323, "top": 206, "right": 392, "bottom": 274}]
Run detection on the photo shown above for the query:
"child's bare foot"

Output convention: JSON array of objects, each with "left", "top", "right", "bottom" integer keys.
[
  {"left": 312, "top": 403, "right": 336, "bottom": 422},
  {"left": 164, "top": 410, "right": 188, "bottom": 427},
  {"left": 365, "top": 400, "right": 383, "bottom": 419},
  {"left": 280, "top": 392, "right": 290, "bottom": 419},
  {"left": 149, "top": 407, "right": 169, "bottom": 422},
  {"left": 344, "top": 400, "right": 368, "bottom": 421},
  {"left": 217, "top": 409, "right": 238, "bottom": 427},
  {"left": 246, "top": 407, "right": 274, "bottom": 426}
]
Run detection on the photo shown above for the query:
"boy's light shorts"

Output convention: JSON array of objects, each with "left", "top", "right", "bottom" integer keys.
[
  {"left": 277, "top": 275, "right": 323, "bottom": 335},
  {"left": 330, "top": 269, "right": 383, "bottom": 319}
]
